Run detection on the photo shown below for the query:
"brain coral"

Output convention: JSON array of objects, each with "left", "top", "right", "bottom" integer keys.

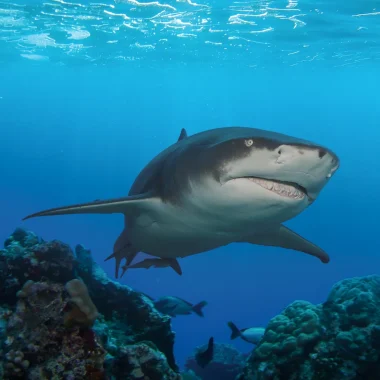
[{"left": 238, "top": 275, "right": 380, "bottom": 380}]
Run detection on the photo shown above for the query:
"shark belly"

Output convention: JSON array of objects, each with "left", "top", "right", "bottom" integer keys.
[
  {"left": 127, "top": 221, "right": 233, "bottom": 259},
  {"left": 126, "top": 205, "right": 238, "bottom": 259}
]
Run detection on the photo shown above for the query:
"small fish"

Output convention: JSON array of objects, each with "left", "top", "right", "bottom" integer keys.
[
  {"left": 227, "top": 321, "right": 265, "bottom": 344},
  {"left": 154, "top": 296, "right": 207, "bottom": 317},
  {"left": 195, "top": 337, "right": 214, "bottom": 368},
  {"left": 120, "top": 257, "right": 182, "bottom": 277}
]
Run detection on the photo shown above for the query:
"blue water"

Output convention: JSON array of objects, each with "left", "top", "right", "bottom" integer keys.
[{"left": 1, "top": 0, "right": 380, "bottom": 369}]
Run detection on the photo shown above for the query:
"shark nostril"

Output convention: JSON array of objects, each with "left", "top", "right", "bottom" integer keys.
[{"left": 318, "top": 149, "right": 327, "bottom": 159}]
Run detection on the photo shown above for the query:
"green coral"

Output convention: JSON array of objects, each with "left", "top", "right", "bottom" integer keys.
[
  {"left": 239, "top": 275, "right": 380, "bottom": 380},
  {"left": 255, "top": 300, "right": 321, "bottom": 361}
]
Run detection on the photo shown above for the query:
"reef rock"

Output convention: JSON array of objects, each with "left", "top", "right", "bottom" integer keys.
[
  {"left": 0, "top": 228, "right": 178, "bottom": 379},
  {"left": 3, "top": 279, "right": 106, "bottom": 379},
  {"left": 185, "top": 342, "right": 246, "bottom": 380},
  {"left": 238, "top": 275, "right": 380, "bottom": 380},
  {"left": 106, "top": 342, "right": 181, "bottom": 380}
]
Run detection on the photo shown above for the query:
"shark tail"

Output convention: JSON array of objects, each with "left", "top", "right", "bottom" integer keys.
[
  {"left": 192, "top": 301, "right": 208, "bottom": 317},
  {"left": 227, "top": 321, "right": 241, "bottom": 340}
]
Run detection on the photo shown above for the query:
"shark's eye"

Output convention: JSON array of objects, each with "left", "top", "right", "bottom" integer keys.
[{"left": 244, "top": 139, "right": 253, "bottom": 147}]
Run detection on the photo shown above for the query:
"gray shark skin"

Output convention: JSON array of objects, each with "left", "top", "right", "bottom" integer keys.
[
  {"left": 120, "top": 257, "right": 182, "bottom": 278},
  {"left": 23, "top": 126, "right": 340, "bottom": 278}
]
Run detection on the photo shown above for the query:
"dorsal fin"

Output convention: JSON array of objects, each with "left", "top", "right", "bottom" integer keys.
[{"left": 177, "top": 128, "right": 188, "bottom": 141}]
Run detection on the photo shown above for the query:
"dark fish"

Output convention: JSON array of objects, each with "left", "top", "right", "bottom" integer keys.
[
  {"left": 154, "top": 296, "right": 207, "bottom": 317},
  {"left": 195, "top": 337, "right": 214, "bottom": 368}
]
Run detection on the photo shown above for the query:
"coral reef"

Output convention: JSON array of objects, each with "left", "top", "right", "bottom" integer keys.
[
  {"left": 64, "top": 279, "right": 99, "bottom": 327},
  {"left": 0, "top": 228, "right": 179, "bottom": 379},
  {"left": 185, "top": 341, "right": 246, "bottom": 379},
  {"left": 180, "top": 369, "right": 201, "bottom": 380},
  {"left": 3, "top": 279, "right": 106, "bottom": 379},
  {"left": 238, "top": 275, "right": 380, "bottom": 380},
  {"left": 105, "top": 342, "right": 181, "bottom": 380}
]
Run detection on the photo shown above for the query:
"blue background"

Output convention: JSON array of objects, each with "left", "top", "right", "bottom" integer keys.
[{"left": 1, "top": 61, "right": 379, "bottom": 367}]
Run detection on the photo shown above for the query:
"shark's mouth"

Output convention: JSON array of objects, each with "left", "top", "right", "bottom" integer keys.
[{"left": 242, "top": 177, "right": 307, "bottom": 200}]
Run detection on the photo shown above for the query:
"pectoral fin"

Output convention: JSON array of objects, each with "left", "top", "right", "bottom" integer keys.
[
  {"left": 246, "top": 225, "right": 330, "bottom": 264},
  {"left": 22, "top": 192, "right": 157, "bottom": 220}
]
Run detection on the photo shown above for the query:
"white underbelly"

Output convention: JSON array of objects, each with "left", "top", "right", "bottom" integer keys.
[
  {"left": 125, "top": 197, "right": 281, "bottom": 259},
  {"left": 128, "top": 219, "right": 233, "bottom": 258}
]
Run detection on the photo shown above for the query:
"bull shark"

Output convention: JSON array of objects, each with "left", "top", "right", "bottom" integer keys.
[{"left": 23, "top": 126, "right": 340, "bottom": 278}]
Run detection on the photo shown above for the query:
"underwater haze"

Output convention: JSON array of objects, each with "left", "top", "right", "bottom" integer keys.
[{"left": 1, "top": 0, "right": 380, "bottom": 372}]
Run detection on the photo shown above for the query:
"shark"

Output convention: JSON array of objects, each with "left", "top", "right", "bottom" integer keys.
[{"left": 23, "top": 126, "right": 340, "bottom": 278}]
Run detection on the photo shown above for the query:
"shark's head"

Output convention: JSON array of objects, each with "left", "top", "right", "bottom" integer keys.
[
  {"left": 214, "top": 129, "right": 339, "bottom": 202},
  {"left": 175, "top": 127, "right": 339, "bottom": 226}
]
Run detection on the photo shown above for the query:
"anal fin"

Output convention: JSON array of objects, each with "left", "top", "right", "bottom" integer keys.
[{"left": 245, "top": 225, "right": 330, "bottom": 264}]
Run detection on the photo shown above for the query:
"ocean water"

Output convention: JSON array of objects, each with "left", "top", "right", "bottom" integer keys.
[{"left": 1, "top": 0, "right": 380, "bottom": 370}]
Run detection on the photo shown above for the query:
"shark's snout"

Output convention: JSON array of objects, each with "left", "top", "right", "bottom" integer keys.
[
  {"left": 291, "top": 145, "right": 339, "bottom": 201},
  {"left": 275, "top": 144, "right": 301, "bottom": 164},
  {"left": 326, "top": 152, "right": 340, "bottom": 178},
  {"left": 276, "top": 145, "right": 339, "bottom": 173},
  {"left": 317, "top": 148, "right": 340, "bottom": 179}
]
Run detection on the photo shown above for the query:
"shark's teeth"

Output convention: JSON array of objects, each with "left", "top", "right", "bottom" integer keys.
[{"left": 248, "top": 178, "right": 305, "bottom": 199}]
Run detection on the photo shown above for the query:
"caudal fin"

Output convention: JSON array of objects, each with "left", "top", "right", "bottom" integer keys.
[
  {"left": 192, "top": 301, "right": 208, "bottom": 317},
  {"left": 227, "top": 321, "right": 241, "bottom": 340}
]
